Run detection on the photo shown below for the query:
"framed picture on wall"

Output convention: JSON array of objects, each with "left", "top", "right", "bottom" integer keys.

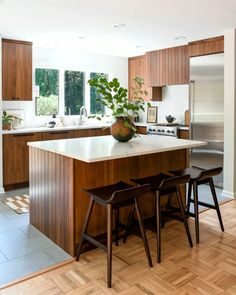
[{"left": 147, "top": 106, "right": 158, "bottom": 123}]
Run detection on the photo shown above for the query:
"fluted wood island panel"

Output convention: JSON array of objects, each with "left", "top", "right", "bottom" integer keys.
[{"left": 29, "top": 135, "right": 205, "bottom": 256}]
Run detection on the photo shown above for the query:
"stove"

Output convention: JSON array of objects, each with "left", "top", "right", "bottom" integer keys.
[{"left": 147, "top": 124, "right": 179, "bottom": 137}]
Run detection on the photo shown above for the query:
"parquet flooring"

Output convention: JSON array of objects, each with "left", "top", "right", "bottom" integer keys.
[{"left": 1, "top": 200, "right": 236, "bottom": 295}]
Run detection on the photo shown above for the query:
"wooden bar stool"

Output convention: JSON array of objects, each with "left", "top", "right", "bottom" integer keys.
[
  {"left": 130, "top": 173, "right": 193, "bottom": 263},
  {"left": 170, "top": 166, "right": 224, "bottom": 244},
  {"left": 76, "top": 181, "right": 153, "bottom": 288}
]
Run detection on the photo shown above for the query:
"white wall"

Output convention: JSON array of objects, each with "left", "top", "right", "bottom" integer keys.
[
  {"left": 139, "top": 85, "right": 189, "bottom": 124},
  {"left": 2, "top": 47, "right": 128, "bottom": 127}
]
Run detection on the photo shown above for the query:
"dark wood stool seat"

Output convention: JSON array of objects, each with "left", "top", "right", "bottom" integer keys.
[
  {"left": 170, "top": 166, "right": 224, "bottom": 244},
  {"left": 130, "top": 173, "right": 193, "bottom": 263},
  {"left": 76, "top": 181, "right": 153, "bottom": 288}
]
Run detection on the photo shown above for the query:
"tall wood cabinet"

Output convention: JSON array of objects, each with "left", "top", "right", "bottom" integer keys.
[
  {"left": 2, "top": 39, "right": 32, "bottom": 101},
  {"left": 128, "top": 55, "right": 162, "bottom": 101},
  {"left": 146, "top": 45, "right": 189, "bottom": 87}
]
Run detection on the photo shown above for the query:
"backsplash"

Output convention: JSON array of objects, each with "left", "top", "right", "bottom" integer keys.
[{"left": 139, "top": 85, "right": 189, "bottom": 124}]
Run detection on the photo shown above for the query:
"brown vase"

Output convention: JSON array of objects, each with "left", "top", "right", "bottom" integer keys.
[{"left": 110, "top": 117, "right": 135, "bottom": 142}]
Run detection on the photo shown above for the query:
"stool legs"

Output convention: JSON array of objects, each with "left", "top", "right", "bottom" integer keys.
[
  {"left": 123, "top": 204, "right": 135, "bottom": 244},
  {"left": 107, "top": 204, "right": 113, "bottom": 288},
  {"left": 193, "top": 181, "right": 200, "bottom": 244},
  {"left": 186, "top": 182, "right": 192, "bottom": 217},
  {"left": 76, "top": 198, "right": 95, "bottom": 261},
  {"left": 176, "top": 188, "right": 193, "bottom": 248},
  {"left": 156, "top": 191, "right": 161, "bottom": 263},
  {"left": 115, "top": 209, "right": 120, "bottom": 246},
  {"left": 209, "top": 179, "right": 224, "bottom": 232},
  {"left": 134, "top": 198, "right": 153, "bottom": 267}
]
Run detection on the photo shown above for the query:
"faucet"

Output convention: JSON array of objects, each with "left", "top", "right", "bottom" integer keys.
[{"left": 79, "top": 106, "right": 87, "bottom": 125}]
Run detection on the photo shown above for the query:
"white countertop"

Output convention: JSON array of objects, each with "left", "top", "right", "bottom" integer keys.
[
  {"left": 28, "top": 135, "right": 206, "bottom": 163},
  {"left": 0, "top": 124, "right": 111, "bottom": 135}
]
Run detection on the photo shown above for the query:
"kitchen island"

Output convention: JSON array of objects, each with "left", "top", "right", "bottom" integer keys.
[{"left": 28, "top": 135, "right": 205, "bottom": 256}]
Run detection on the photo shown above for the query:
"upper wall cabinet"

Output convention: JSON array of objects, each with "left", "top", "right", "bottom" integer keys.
[
  {"left": 188, "top": 36, "right": 224, "bottom": 57},
  {"left": 128, "top": 55, "right": 162, "bottom": 101},
  {"left": 2, "top": 39, "right": 32, "bottom": 101},
  {"left": 146, "top": 45, "right": 189, "bottom": 87}
]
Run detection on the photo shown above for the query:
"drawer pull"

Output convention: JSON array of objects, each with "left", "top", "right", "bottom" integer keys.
[{"left": 13, "top": 133, "right": 35, "bottom": 137}]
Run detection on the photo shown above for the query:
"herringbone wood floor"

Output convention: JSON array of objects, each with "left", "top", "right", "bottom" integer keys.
[{"left": 1, "top": 200, "right": 236, "bottom": 295}]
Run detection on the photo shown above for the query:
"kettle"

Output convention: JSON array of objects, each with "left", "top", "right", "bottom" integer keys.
[{"left": 165, "top": 115, "right": 176, "bottom": 123}]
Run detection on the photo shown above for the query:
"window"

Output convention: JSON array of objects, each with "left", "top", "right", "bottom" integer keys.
[
  {"left": 90, "top": 72, "right": 107, "bottom": 115},
  {"left": 35, "top": 68, "right": 59, "bottom": 116},
  {"left": 64, "top": 71, "right": 85, "bottom": 115}
]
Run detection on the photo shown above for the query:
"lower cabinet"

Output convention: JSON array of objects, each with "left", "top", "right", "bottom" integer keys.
[
  {"left": 136, "top": 126, "right": 147, "bottom": 135},
  {"left": 3, "top": 133, "right": 41, "bottom": 188},
  {"left": 74, "top": 128, "right": 110, "bottom": 138},
  {"left": 179, "top": 129, "right": 189, "bottom": 139},
  {"left": 3, "top": 128, "right": 111, "bottom": 189},
  {"left": 41, "top": 130, "right": 75, "bottom": 141}
]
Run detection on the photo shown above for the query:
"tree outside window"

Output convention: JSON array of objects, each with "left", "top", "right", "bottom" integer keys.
[
  {"left": 90, "top": 73, "right": 108, "bottom": 114},
  {"left": 64, "top": 71, "right": 85, "bottom": 115},
  {"left": 35, "top": 68, "right": 59, "bottom": 116}
]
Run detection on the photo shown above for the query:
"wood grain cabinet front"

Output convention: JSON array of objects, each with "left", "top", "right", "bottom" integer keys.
[
  {"left": 74, "top": 128, "right": 110, "bottom": 138},
  {"left": 41, "top": 130, "right": 75, "bottom": 141},
  {"left": 3, "top": 133, "right": 41, "bottom": 188},
  {"left": 128, "top": 55, "right": 162, "bottom": 101},
  {"left": 2, "top": 39, "right": 32, "bottom": 101},
  {"left": 146, "top": 45, "right": 189, "bottom": 87}
]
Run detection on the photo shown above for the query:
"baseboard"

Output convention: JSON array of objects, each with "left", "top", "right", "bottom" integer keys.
[
  {"left": 0, "top": 187, "right": 5, "bottom": 194},
  {"left": 221, "top": 190, "right": 236, "bottom": 199}
]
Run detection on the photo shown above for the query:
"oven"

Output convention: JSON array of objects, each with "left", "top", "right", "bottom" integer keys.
[{"left": 146, "top": 124, "right": 179, "bottom": 138}]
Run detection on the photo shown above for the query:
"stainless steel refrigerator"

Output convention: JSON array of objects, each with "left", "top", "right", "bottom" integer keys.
[{"left": 190, "top": 53, "right": 224, "bottom": 188}]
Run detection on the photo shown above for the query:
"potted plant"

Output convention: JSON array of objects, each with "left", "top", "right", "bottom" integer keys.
[
  {"left": 88, "top": 76, "right": 149, "bottom": 142},
  {"left": 2, "top": 111, "right": 21, "bottom": 130}
]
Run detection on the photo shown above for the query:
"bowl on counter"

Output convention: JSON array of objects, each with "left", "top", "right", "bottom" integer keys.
[{"left": 48, "top": 121, "right": 56, "bottom": 128}]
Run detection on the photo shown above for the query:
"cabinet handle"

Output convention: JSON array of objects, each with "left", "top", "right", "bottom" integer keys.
[
  {"left": 16, "top": 97, "right": 19, "bottom": 100},
  {"left": 49, "top": 131, "right": 70, "bottom": 135},
  {"left": 13, "top": 133, "right": 35, "bottom": 137},
  {"left": 12, "top": 97, "right": 15, "bottom": 100}
]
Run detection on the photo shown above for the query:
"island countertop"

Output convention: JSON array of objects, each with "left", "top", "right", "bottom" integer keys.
[{"left": 28, "top": 135, "right": 206, "bottom": 163}]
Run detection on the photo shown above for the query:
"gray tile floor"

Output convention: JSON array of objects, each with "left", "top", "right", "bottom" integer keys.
[
  {"left": 189, "top": 183, "right": 231, "bottom": 213},
  {"left": 0, "top": 188, "right": 72, "bottom": 286}
]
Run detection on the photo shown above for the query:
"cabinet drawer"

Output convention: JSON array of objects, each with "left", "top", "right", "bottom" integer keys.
[{"left": 41, "top": 130, "right": 75, "bottom": 141}]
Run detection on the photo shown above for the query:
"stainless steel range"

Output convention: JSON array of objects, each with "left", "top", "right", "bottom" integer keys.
[{"left": 147, "top": 123, "right": 179, "bottom": 137}]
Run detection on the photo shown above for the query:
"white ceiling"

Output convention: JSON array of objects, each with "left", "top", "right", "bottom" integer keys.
[{"left": 0, "top": 0, "right": 236, "bottom": 57}]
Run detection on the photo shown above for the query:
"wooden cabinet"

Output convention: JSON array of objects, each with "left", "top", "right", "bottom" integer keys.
[
  {"left": 179, "top": 129, "right": 189, "bottom": 139},
  {"left": 41, "top": 130, "right": 75, "bottom": 141},
  {"left": 136, "top": 126, "right": 147, "bottom": 135},
  {"left": 188, "top": 36, "right": 224, "bottom": 57},
  {"left": 74, "top": 128, "right": 110, "bottom": 138},
  {"left": 146, "top": 45, "right": 189, "bottom": 87},
  {"left": 3, "top": 133, "right": 41, "bottom": 188},
  {"left": 128, "top": 55, "right": 162, "bottom": 101},
  {"left": 2, "top": 39, "right": 32, "bottom": 101}
]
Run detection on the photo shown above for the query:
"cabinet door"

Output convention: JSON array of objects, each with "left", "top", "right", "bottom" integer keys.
[
  {"left": 188, "top": 36, "right": 224, "bottom": 57},
  {"left": 2, "top": 39, "right": 32, "bottom": 101},
  {"left": 15, "top": 43, "right": 32, "bottom": 100},
  {"left": 3, "top": 133, "right": 41, "bottom": 186},
  {"left": 179, "top": 130, "right": 189, "bottom": 139},
  {"left": 136, "top": 126, "right": 147, "bottom": 134},
  {"left": 147, "top": 45, "right": 189, "bottom": 86},
  {"left": 128, "top": 55, "right": 151, "bottom": 101},
  {"left": 74, "top": 128, "right": 110, "bottom": 138},
  {"left": 41, "top": 130, "right": 75, "bottom": 141},
  {"left": 2, "top": 41, "right": 16, "bottom": 100}
]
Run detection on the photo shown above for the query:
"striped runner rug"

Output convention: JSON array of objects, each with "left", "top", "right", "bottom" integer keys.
[{"left": 2, "top": 194, "right": 29, "bottom": 214}]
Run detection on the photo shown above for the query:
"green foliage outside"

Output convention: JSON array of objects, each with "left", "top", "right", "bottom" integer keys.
[
  {"left": 35, "top": 68, "right": 59, "bottom": 116},
  {"left": 90, "top": 73, "right": 107, "bottom": 114},
  {"left": 64, "top": 71, "right": 84, "bottom": 115},
  {"left": 36, "top": 95, "right": 59, "bottom": 116}
]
